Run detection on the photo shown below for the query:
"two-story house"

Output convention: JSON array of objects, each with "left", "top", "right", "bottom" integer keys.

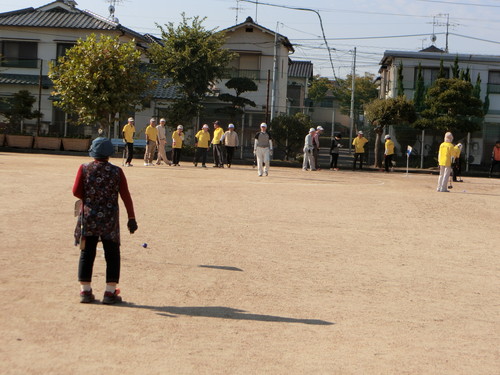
[
  {"left": 0, "top": 0, "right": 153, "bottom": 137},
  {"left": 378, "top": 47, "right": 500, "bottom": 166}
]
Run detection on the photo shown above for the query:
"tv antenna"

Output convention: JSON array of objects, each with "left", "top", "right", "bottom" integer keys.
[
  {"left": 428, "top": 13, "right": 458, "bottom": 53},
  {"left": 107, "top": 0, "right": 123, "bottom": 23}
]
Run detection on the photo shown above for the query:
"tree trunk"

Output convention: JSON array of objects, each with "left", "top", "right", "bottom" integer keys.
[{"left": 374, "top": 128, "right": 383, "bottom": 168}]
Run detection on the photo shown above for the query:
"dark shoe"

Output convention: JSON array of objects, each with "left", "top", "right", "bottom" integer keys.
[
  {"left": 80, "top": 290, "right": 95, "bottom": 304},
  {"left": 102, "top": 290, "right": 122, "bottom": 305}
]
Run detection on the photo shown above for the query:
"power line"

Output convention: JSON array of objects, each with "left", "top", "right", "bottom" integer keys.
[{"left": 417, "top": 0, "right": 500, "bottom": 7}]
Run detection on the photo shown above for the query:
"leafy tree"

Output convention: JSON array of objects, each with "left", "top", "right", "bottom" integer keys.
[
  {"left": 149, "top": 14, "right": 236, "bottom": 125},
  {"left": 270, "top": 112, "right": 312, "bottom": 160},
  {"left": 217, "top": 77, "right": 257, "bottom": 123},
  {"left": 452, "top": 55, "right": 460, "bottom": 79},
  {"left": 396, "top": 62, "right": 405, "bottom": 97},
  {"left": 1, "top": 90, "right": 40, "bottom": 132},
  {"left": 414, "top": 63, "right": 426, "bottom": 112},
  {"left": 438, "top": 59, "right": 446, "bottom": 79},
  {"left": 365, "top": 96, "right": 416, "bottom": 167},
  {"left": 50, "top": 34, "right": 152, "bottom": 129},
  {"left": 413, "top": 78, "right": 484, "bottom": 133},
  {"left": 473, "top": 73, "right": 481, "bottom": 99},
  {"left": 308, "top": 75, "right": 333, "bottom": 103},
  {"left": 331, "top": 73, "right": 378, "bottom": 131}
]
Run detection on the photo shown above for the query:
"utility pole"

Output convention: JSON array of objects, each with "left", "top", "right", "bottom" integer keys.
[
  {"left": 270, "top": 22, "right": 279, "bottom": 122},
  {"left": 348, "top": 47, "right": 356, "bottom": 154}
]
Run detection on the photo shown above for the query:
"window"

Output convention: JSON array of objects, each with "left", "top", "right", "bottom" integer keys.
[
  {"left": 226, "top": 52, "right": 261, "bottom": 80},
  {"left": 56, "top": 43, "right": 75, "bottom": 59},
  {"left": 488, "top": 71, "right": 500, "bottom": 93},
  {"left": 1, "top": 41, "right": 38, "bottom": 68},
  {"left": 415, "top": 67, "right": 449, "bottom": 87}
]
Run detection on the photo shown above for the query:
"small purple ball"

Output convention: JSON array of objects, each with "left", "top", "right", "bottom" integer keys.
[{"left": 142, "top": 243, "right": 148, "bottom": 248}]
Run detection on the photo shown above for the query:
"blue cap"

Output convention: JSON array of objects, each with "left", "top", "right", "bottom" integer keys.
[{"left": 89, "top": 137, "right": 114, "bottom": 159}]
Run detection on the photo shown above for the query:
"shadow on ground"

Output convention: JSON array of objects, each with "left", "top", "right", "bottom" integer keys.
[{"left": 119, "top": 303, "right": 334, "bottom": 325}]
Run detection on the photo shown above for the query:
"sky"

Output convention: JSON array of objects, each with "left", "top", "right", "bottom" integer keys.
[{"left": 1, "top": 0, "right": 500, "bottom": 78}]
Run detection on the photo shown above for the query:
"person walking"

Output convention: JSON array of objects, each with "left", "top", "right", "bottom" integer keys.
[
  {"left": 144, "top": 118, "right": 157, "bottom": 166},
  {"left": 221, "top": 123, "right": 239, "bottom": 168},
  {"left": 155, "top": 118, "right": 171, "bottom": 166},
  {"left": 352, "top": 131, "right": 369, "bottom": 170},
  {"left": 211, "top": 120, "right": 224, "bottom": 168},
  {"left": 384, "top": 134, "right": 395, "bottom": 172},
  {"left": 122, "top": 117, "right": 135, "bottom": 167},
  {"left": 436, "top": 132, "right": 455, "bottom": 192},
  {"left": 313, "top": 126, "right": 324, "bottom": 170},
  {"left": 329, "top": 133, "right": 342, "bottom": 170},
  {"left": 303, "top": 128, "right": 316, "bottom": 171},
  {"left": 73, "top": 137, "right": 137, "bottom": 304},
  {"left": 194, "top": 124, "right": 211, "bottom": 167},
  {"left": 489, "top": 140, "right": 500, "bottom": 177},
  {"left": 172, "top": 125, "right": 184, "bottom": 166},
  {"left": 254, "top": 122, "right": 273, "bottom": 177}
]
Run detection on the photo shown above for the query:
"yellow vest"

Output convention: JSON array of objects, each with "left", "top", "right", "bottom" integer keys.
[
  {"left": 172, "top": 131, "right": 184, "bottom": 148},
  {"left": 195, "top": 130, "right": 210, "bottom": 148},
  {"left": 145, "top": 125, "right": 158, "bottom": 142},
  {"left": 212, "top": 127, "right": 224, "bottom": 144},
  {"left": 352, "top": 136, "right": 368, "bottom": 153},
  {"left": 122, "top": 124, "right": 135, "bottom": 143},
  {"left": 438, "top": 142, "right": 454, "bottom": 166},
  {"left": 385, "top": 139, "right": 394, "bottom": 155}
]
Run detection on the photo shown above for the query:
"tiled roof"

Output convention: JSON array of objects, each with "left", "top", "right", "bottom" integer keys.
[
  {"left": 288, "top": 60, "right": 313, "bottom": 78},
  {"left": 0, "top": 73, "right": 52, "bottom": 86},
  {"left": 151, "top": 78, "right": 181, "bottom": 100},
  {"left": 0, "top": 1, "right": 147, "bottom": 42}
]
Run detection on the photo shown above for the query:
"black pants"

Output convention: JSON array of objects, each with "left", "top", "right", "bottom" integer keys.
[
  {"left": 213, "top": 144, "right": 223, "bottom": 167},
  {"left": 194, "top": 147, "right": 208, "bottom": 166},
  {"left": 490, "top": 159, "right": 500, "bottom": 176},
  {"left": 353, "top": 153, "right": 364, "bottom": 170},
  {"left": 384, "top": 154, "right": 393, "bottom": 172},
  {"left": 452, "top": 159, "right": 461, "bottom": 181},
  {"left": 173, "top": 148, "right": 182, "bottom": 165},
  {"left": 225, "top": 146, "right": 235, "bottom": 165},
  {"left": 330, "top": 153, "right": 339, "bottom": 169},
  {"left": 125, "top": 142, "right": 134, "bottom": 164},
  {"left": 78, "top": 236, "right": 120, "bottom": 283}
]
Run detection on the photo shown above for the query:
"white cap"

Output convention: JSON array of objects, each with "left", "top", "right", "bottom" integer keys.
[
  {"left": 316, "top": 126, "right": 324, "bottom": 131},
  {"left": 260, "top": 122, "right": 267, "bottom": 128},
  {"left": 457, "top": 143, "right": 463, "bottom": 149},
  {"left": 228, "top": 123, "right": 235, "bottom": 128},
  {"left": 177, "top": 125, "right": 184, "bottom": 130},
  {"left": 202, "top": 124, "right": 209, "bottom": 129},
  {"left": 384, "top": 134, "right": 391, "bottom": 139},
  {"left": 160, "top": 118, "right": 166, "bottom": 123},
  {"left": 128, "top": 117, "right": 134, "bottom": 122},
  {"left": 309, "top": 128, "right": 316, "bottom": 133},
  {"left": 358, "top": 131, "right": 364, "bottom": 135}
]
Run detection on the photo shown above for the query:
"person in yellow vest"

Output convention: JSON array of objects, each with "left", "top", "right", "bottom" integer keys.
[
  {"left": 384, "top": 134, "right": 395, "bottom": 172},
  {"left": 489, "top": 140, "right": 500, "bottom": 177},
  {"left": 122, "top": 117, "right": 135, "bottom": 167},
  {"left": 451, "top": 143, "right": 463, "bottom": 182},
  {"left": 194, "top": 124, "right": 211, "bottom": 168},
  {"left": 144, "top": 118, "right": 157, "bottom": 166},
  {"left": 211, "top": 120, "right": 224, "bottom": 168},
  {"left": 172, "top": 125, "right": 184, "bottom": 166},
  {"left": 352, "top": 130, "right": 369, "bottom": 170},
  {"left": 436, "top": 132, "right": 455, "bottom": 192}
]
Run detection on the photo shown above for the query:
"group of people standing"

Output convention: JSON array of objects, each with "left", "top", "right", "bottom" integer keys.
[{"left": 121, "top": 118, "right": 240, "bottom": 169}]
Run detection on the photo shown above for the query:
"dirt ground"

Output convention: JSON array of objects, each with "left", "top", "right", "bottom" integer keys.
[{"left": 0, "top": 152, "right": 498, "bottom": 375}]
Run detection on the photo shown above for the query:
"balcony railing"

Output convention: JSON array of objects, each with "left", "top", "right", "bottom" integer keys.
[
  {"left": 223, "top": 69, "right": 262, "bottom": 81},
  {"left": 1, "top": 58, "right": 39, "bottom": 69}
]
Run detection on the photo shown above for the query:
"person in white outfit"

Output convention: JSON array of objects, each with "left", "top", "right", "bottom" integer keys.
[
  {"left": 303, "top": 128, "right": 316, "bottom": 171},
  {"left": 253, "top": 123, "right": 273, "bottom": 177}
]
